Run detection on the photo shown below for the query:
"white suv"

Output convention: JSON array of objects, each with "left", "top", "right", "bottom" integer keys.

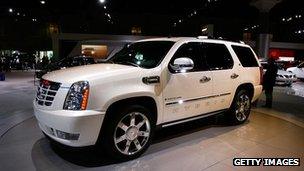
[{"left": 34, "top": 37, "right": 262, "bottom": 160}]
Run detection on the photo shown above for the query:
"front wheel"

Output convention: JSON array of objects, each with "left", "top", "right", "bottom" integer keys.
[
  {"left": 226, "top": 89, "right": 251, "bottom": 125},
  {"left": 101, "top": 105, "right": 154, "bottom": 161}
]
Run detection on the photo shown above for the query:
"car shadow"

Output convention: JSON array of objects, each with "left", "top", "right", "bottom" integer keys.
[{"left": 31, "top": 113, "right": 240, "bottom": 168}]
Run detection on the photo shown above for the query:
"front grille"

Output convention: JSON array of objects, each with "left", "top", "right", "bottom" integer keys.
[{"left": 36, "top": 79, "right": 61, "bottom": 106}]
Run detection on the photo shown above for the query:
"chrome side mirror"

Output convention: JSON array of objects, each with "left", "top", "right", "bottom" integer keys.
[{"left": 170, "top": 57, "right": 194, "bottom": 72}]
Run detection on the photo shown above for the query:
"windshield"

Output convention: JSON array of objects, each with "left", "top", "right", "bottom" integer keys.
[{"left": 108, "top": 41, "right": 174, "bottom": 69}]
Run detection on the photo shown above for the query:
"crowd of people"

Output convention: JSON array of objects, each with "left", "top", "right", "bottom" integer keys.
[{"left": 0, "top": 55, "right": 50, "bottom": 72}]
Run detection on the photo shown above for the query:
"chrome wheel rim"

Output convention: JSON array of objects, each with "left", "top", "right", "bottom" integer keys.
[
  {"left": 235, "top": 94, "right": 250, "bottom": 122},
  {"left": 114, "top": 112, "right": 151, "bottom": 155}
]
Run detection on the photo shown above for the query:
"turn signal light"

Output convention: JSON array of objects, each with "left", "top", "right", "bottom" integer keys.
[{"left": 81, "top": 89, "right": 89, "bottom": 110}]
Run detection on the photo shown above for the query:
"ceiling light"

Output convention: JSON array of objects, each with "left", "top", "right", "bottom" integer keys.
[
  {"left": 99, "top": 0, "right": 106, "bottom": 3},
  {"left": 40, "top": 1, "right": 46, "bottom": 4},
  {"left": 9, "top": 8, "right": 13, "bottom": 13}
]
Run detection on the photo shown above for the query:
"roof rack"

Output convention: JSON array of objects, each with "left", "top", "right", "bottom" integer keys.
[
  {"left": 197, "top": 36, "right": 246, "bottom": 44},
  {"left": 197, "top": 36, "right": 209, "bottom": 39}
]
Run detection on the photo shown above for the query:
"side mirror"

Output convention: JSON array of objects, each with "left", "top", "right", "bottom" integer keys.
[{"left": 170, "top": 57, "right": 194, "bottom": 72}]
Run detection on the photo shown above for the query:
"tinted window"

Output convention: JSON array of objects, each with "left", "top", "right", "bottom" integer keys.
[
  {"left": 204, "top": 43, "right": 233, "bottom": 70},
  {"left": 232, "top": 46, "right": 259, "bottom": 67},
  {"left": 109, "top": 41, "right": 174, "bottom": 69},
  {"left": 170, "top": 42, "right": 209, "bottom": 72}
]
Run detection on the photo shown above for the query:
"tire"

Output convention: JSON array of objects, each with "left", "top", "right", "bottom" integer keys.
[
  {"left": 226, "top": 89, "right": 251, "bottom": 125},
  {"left": 100, "top": 105, "right": 155, "bottom": 161}
]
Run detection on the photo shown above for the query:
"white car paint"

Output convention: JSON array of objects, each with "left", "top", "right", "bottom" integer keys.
[
  {"left": 276, "top": 69, "right": 297, "bottom": 85},
  {"left": 34, "top": 37, "right": 262, "bottom": 147},
  {"left": 287, "top": 62, "right": 304, "bottom": 80}
]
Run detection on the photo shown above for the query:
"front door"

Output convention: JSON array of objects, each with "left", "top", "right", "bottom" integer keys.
[{"left": 162, "top": 42, "right": 213, "bottom": 123}]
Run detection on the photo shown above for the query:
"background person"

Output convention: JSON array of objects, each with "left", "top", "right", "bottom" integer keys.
[{"left": 263, "top": 58, "right": 278, "bottom": 108}]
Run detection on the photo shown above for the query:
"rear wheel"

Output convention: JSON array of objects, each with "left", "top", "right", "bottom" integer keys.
[
  {"left": 101, "top": 105, "right": 154, "bottom": 161},
  {"left": 226, "top": 89, "right": 251, "bottom": 125}
]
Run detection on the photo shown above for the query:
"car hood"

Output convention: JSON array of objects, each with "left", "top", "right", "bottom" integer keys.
[
  {"left": 277, "top": 69, "right": 294, "bottom": 75},
  {"left": 42, "top": 64, "right": 141, "bottom": 84}
]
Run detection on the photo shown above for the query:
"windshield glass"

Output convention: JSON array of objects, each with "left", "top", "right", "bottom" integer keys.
[{"left": 109, "top": 41, "right": 174, "bottom": 69}]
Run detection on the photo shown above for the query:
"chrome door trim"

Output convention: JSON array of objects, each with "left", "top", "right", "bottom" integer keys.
[{"left": 165, "top": 93, "right": 231, "bottom": 106}]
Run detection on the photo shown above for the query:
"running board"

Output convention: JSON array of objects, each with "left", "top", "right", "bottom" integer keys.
[{"left": 160, "top": 109, "right": 227, "bottom": 128}]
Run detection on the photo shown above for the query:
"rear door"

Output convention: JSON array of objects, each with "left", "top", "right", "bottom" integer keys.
[{"left": 203, "top": 42, "right": 237, "bottom": 112}]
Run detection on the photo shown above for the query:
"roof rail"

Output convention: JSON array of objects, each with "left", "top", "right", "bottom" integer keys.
[
  {"left": 197, "top": 36, "right": 246, "bottom": 44},
  {"left": 197, "top": 36, "right": 209, "bottom": 39}
]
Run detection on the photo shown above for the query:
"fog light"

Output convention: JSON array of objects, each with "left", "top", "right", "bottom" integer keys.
[{"left": 56, "top": 130, "right": 80, "bottom": 140}]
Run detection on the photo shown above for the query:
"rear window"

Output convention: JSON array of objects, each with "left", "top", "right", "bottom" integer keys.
[
  {"left": 232, "top": 46, "right": 259, "bottom": 67},
  {"left": 204, "top": 43, "right": 234, "bottom": 70}
]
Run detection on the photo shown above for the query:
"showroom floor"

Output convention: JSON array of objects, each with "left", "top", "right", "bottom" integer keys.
[{"left": 1, "top": 72, "right": 304, "bottom": 171}]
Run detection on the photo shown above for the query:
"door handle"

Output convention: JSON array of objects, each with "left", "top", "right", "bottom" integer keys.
[
  {"left": 200, "top": 76, "right": 211, "bottom": 83},
  {"left": 231, "top": 73, "right": 239, "bottom": 79}
]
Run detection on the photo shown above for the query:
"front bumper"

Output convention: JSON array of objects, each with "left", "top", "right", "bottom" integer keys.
[
  {"left": 276, "top": 78, "right": 296, "bottom": 85},
  {"left": 34, "top": 102, "right": 105, "bottom": 147}
]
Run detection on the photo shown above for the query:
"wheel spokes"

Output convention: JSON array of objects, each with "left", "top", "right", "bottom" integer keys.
[
  {"left": 130, "top": 113, "right": 136, "bottom": 126},
  {"left": 124, "top": 140, "right": 131, "bottom": 154},
  {"left": 114, "top": 112, "right": 151, "bottom": 156},
  {"left": 115, "top": 134, "right": 126, "bottom": 144},
  {"left": 133, "top": 139, "right": 142, "bottom": 150},
  {"left": 138, "top": 131, "right": 149, "bottom": 137},
  {"left": 118, "top": 122, "right": 128, "bottom": 132},
  {"left": 136, "top": 120, "right": 146, "bottom": 129}
]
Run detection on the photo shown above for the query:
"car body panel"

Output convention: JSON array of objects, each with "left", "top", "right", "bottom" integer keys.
[
  {"left": 287, "top": 66, "right": 304, "bottom": 80},
  {"left": 34, "top": 37, "right": 262, "bottom": 147}
]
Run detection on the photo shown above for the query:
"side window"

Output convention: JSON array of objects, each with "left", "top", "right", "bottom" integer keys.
[
  {"left": 232, "top": 45, "right": 259, "bottom": 67},
  {"left": 170, "top": 42, "right": 209, "bottom": 72},
  {"left": 204, "top": 43, "right": 234, "bottom": 70}
]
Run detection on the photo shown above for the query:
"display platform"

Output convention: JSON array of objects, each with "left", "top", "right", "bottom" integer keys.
[{"left": 0, "top": 112, "right": 303, "bottom": 171}]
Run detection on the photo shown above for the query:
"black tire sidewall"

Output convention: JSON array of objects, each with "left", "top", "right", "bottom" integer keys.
[{"left": 102, "top": 105, "right": 155, "bottom": 161}]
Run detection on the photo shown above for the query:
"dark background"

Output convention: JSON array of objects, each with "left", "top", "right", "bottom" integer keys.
[{"left": 0, "top": 0, "right": 303, "bottom": 51}]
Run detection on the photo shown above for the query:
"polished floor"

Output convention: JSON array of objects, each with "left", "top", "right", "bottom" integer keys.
[
  {"left": 1, "top": 72, "right": 304, "bottom": 171},
  {"left": 0, "top": 112, "right": 303, "bottom": 171}
]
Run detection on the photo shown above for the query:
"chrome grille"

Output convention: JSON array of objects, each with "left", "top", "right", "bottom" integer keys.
[{"left": 36, "top": 79, "right": 61, "bottom": 106}]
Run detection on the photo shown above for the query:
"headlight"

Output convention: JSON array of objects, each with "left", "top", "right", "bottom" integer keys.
[{"left": 64, "top": 81, "right": 89, "bottom": 110}]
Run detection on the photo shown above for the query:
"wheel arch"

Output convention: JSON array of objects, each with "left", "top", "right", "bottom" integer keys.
[
  {"left": 105, "top": 96, "right": 158, "bottom": 122},
  {"left": 235, "top": 83, "right": 254, "bottom": 100},
  {"left": 96, "top": 95, "right": 158, "bottom": 145}
]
